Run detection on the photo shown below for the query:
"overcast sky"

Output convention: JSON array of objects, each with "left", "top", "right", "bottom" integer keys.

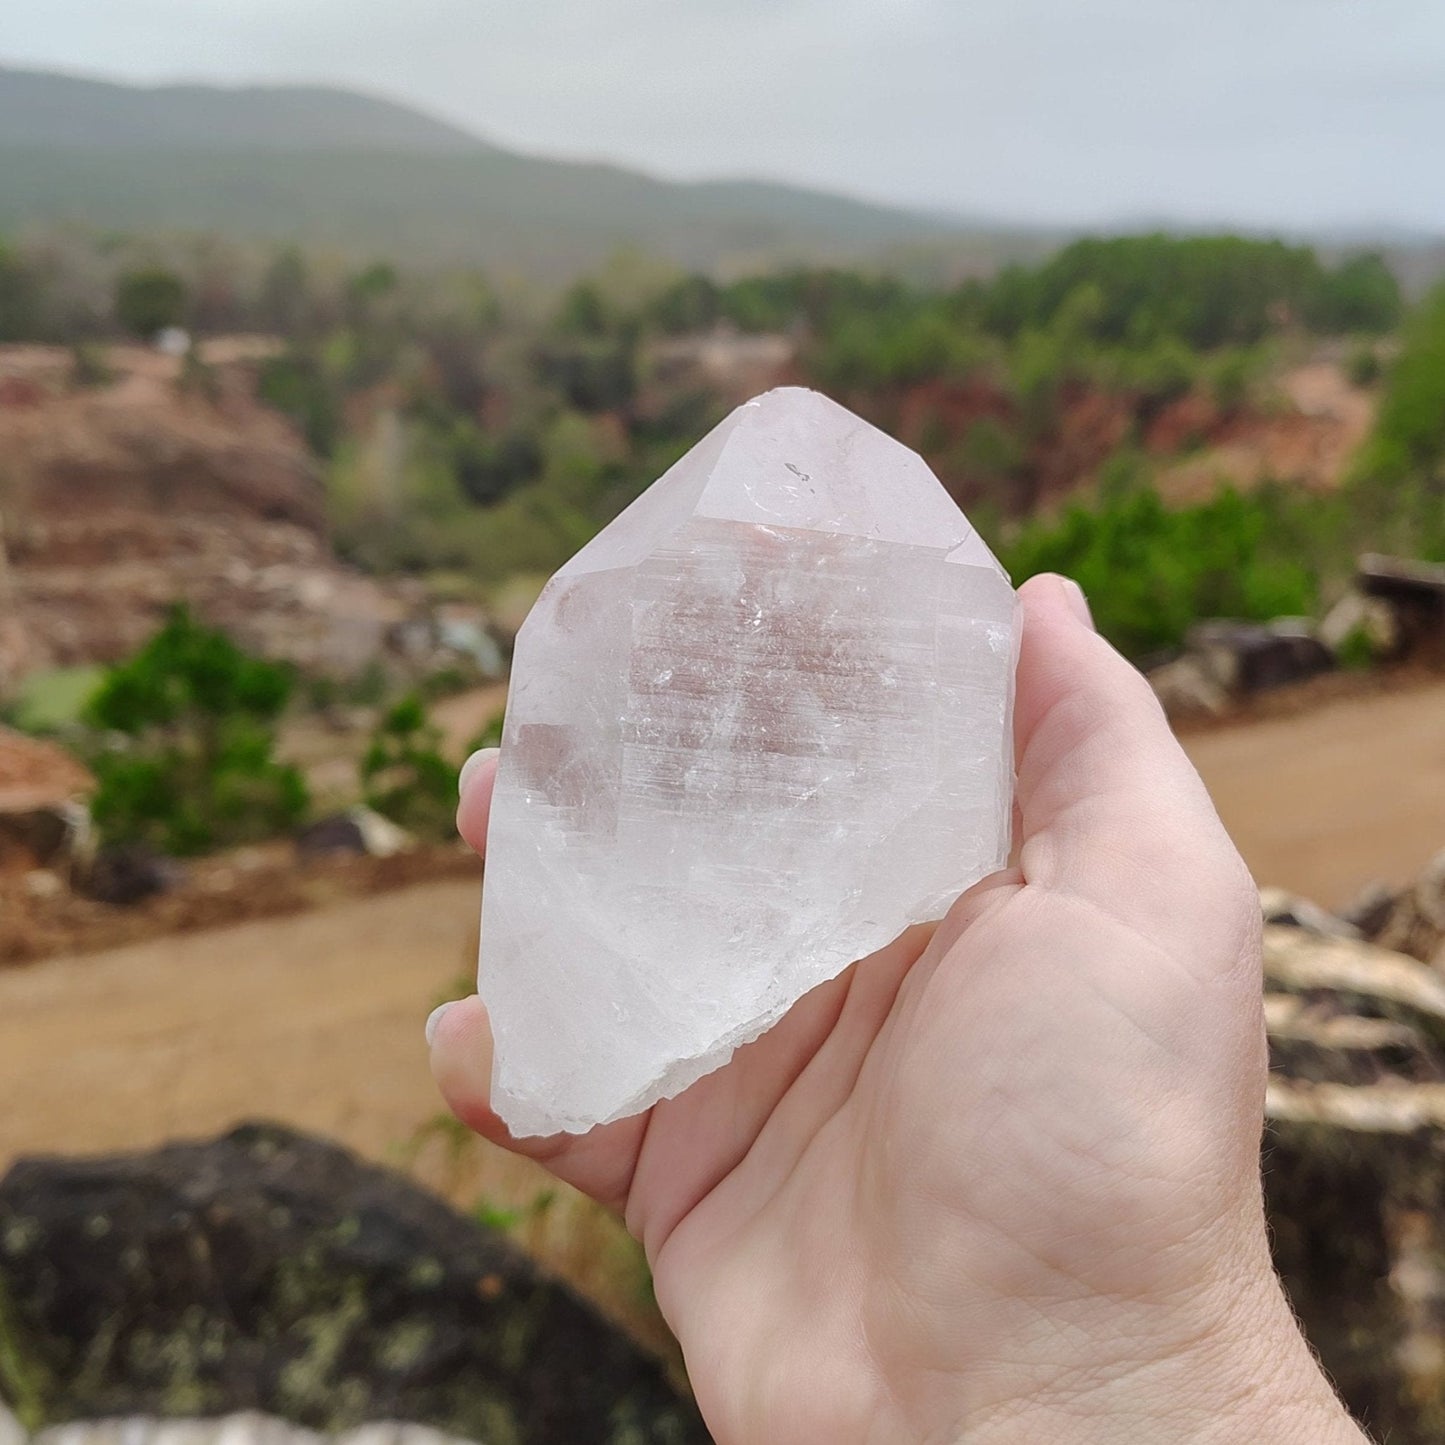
[{"left": 5, "top": 0, "right": 1444, "bottom": 232}]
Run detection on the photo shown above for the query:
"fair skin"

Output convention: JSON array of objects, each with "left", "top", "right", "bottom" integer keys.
[{"left": 429, "top": 573, "right": 1367, "bottom": 1444}]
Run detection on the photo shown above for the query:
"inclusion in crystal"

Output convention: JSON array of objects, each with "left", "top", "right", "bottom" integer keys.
[{"left": 479, "top": 387, "right": 1019, "bottom": 1136}]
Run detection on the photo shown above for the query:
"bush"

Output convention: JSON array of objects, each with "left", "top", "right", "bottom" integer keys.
[
  {"left": 1001, "top": 480, "right": 1318, "bottom": 659},
  {"left": 955, "top": 417, "right": 1026, "bottom": 482},
  {"left": 0, "top": 241, "right": 46, "bottom": 342},
  {"left": 86, "top": 607, "right": 308, "bottom": 855},
  {"left": 1346, "top": 346, "right": 1383, "bottom": 389},
  {"left": 115, "top": 267, "right": 188, "bottom": 339},
  {"left": 1350, "top": 283, "right": 1445, "bottom": 562},
  {"left": 362, "top": 694, "right": 458, "bottom": 838},
  {"left": 1209, "top": 348, "right": 1262, "bottom": 412}
]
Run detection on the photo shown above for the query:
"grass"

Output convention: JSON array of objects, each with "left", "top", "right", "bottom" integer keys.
[{"left": 2, "top": 665, "right": 105, "bottom": 735}]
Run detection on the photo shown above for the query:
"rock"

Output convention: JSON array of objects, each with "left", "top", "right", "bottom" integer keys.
[
  {"left": 433, "top": 618, "right": 506, "bottom": 682},
  {"left": 1147, "top": 655, "right": 1230, "bottom": 721},
  {"left": 23, "top": 870, "right": 65, "bottom": 901},
  {"left": 1319, "top": 589, "right": 1400, "bottom": 659},
  {"left": 0, "top": 804, "right": 89, "bottom": 876},
  {"left": 1374, "top": 850, "right": 1445, "bottom": 967},
  {"left": 1, "top": 1403, "right": 27, "bottom": 1445},
  {"left": 1185, "top": 618, "right": 1335, "bottom": 696},
  {"left": 295, "top": 810, "right": 414, "bottom": 862},
  {"left": 1358, "top": 554, "right": 1445, "bottom": 664},
  {"left": 75, "top": 844, "right": 182, "bottom": 907},
  {"left": 1261, "top": 925, "right": 1445, "bottom": 1440},
  {"left": 1259, "top": 886, "right": 1361, "bottom": 940},
  {"left": 0, "top": 1124, "right": 706, "bottom": 1444},
  {"left": 12, "top": 1412, "right": 487, "bottom": 1445},
  {"left": 0, "top": 728, "right": 94, "bottom": 873},
  {"left": 1340, "top": 881, "right": 1401, "bottom": 941}
]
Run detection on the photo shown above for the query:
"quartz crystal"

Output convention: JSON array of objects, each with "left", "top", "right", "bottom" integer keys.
[{"left": 479, "top": 387, "right": 1020, "bottom": 1136}]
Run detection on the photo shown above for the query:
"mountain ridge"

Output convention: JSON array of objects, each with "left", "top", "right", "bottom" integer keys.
[
  {"left": 0, "top": 64, "right": 1027, "bottom": 278},
  {"left": 0, "top": 63, "right": 490, "bottom": 153}
]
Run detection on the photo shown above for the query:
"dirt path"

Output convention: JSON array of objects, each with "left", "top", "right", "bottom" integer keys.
[
  {"left": 1182, "top": 678, "right": 1445, "bottom": 908},
  {"left": 0, "top": 880, "right": 481, "bottom": 1170}
]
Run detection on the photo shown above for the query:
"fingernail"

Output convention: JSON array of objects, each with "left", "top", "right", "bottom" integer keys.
[
  {"left": 1060, "top": 578, "right": 1094, "bottom": 631},
  {"left": 458, "top": 747, "right": 500, "bottom": 798},
  {"left": 426, "top": 1002, "right": 457, "bottom": 1048}
]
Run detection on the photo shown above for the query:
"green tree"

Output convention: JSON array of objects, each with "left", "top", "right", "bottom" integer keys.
[
  {"left": 115, "top": 267, "right": 188, "bottom": 338},
  {"left": 85, "top": 607, "right": 307, "bottom": 855}
]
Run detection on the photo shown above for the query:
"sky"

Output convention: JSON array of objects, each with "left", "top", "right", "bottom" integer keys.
[{"left": 4, "top": 0, "right": 1445, "bottom": 233}]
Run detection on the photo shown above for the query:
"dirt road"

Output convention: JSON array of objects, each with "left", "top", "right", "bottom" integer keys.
[
  {"left": 0, "top": 880, "right": 480, "bottom": 1169},
  {"left": 1183, "top": 679, "right": 1445, "bottom": 908}
]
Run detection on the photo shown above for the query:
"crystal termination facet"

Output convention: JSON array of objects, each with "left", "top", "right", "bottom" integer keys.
[{"left": 479, "top": 388, "right": 1020, "bottom": 1136}]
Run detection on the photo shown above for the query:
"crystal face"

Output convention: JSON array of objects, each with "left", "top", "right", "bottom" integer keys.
[{"left": 479, "top": 388, "right": 1020, "bottom": 1137}]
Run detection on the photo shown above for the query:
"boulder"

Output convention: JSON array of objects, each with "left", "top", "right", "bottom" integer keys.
[
  {"left": 0, "top": 729, "right": 93, "bottom": 874},
  {"left": 1373, "top": 850, "right": 1445, "bottom": 968},
  {"left": 296, "top": 810, "right": 415, "bottom": 863},
  {"left": 74, "top": 844, "right": 183, "bottom": 907},
  {"left": 0, "top": 1124, "right": 706, "bottom": 1445},
  {"left": 1262, "top": 925, "right": 1445, "bottom": 1442},
  {"left": 1320, "top": 589, "right": 1400, "bottom": 659},
  {"left": 1358, "top": 554, "right": 1445, "bottom": 664},
  {"left": 1184, "top": 618, "right": 1335, "bottom": 696},
  {"left": 1147, "top": 655, "right": 1230, "bottom": 721},
  {"left": 1259, "top": 886, "right": 1361, "bottom": 940}
]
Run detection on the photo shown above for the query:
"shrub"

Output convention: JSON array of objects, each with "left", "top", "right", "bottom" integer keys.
[
  {"left": 86, "top": 607, "right": 308, "bottom": 855},
  {"left": 115, "top": 267, "right": 188, "bottom": 339},
  {"left": 362, "top": 694, "right": 458, "bottom": 838},
  {"left": 1346, "top": 346, "right": 1383, "bottom": 389},
  {"left": 1001, "top": 480, "right": 1318, "bottom": 659},
  {"left": 1350, "top": 283, "right": 1445, "bottom": 562}
]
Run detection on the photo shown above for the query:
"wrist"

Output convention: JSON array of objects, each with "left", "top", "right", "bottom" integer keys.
[{"left": 960, "top": 1268, "right": 1366, "bottom": 1445}]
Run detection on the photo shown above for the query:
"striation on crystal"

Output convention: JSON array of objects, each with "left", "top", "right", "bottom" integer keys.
[{"left": 479, "top": 387, "right": 1020, "bottom": 1136}]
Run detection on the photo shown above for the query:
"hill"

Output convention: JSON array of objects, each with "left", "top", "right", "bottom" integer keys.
[
  {"left": 0, "top": 65, "right": 1027, "bottom": 278},
  {"left": 0, "top": 64, "right": 487, "bottom": 152}
]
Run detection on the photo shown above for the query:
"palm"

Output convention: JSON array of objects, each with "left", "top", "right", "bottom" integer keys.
[{"left": 434, "top": 576, "right": 1272, "bottom": 1442}]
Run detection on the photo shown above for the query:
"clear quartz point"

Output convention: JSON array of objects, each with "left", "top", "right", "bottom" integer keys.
[{"left": 479, "top": 387, "right": 1020, "bottom": 1136}]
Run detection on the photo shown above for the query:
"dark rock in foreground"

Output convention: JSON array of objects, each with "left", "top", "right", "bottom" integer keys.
[{"left": 0, "top": 1124, "right": 707, "bottom": 1444}]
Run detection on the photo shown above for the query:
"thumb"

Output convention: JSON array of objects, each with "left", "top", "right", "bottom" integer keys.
[{"left": 1011, "top": 574, "right": 1255, "bottom": 953}]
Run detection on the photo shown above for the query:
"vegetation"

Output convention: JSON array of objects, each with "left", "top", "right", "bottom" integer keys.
[
  {"left": 115, "top": 267, "right": 189, "bottom": 339},
  {"left": 1349, "top": 281, "right": 1445, "bottom": 562},
  {"left": 0, "top": 222, "right": 1438, "bottom": 670},
  {"left": 361, "top": 695, "right": 458, "bottom": 839},
  {"left": 999, "top": 468, "right": 1320, "bottom": 658},
  {"left": 973, "top": 235, "right": 1401, "bottom": 347},
  {"left": 85, "top": 608, "right": 308, "bottom": 855}
]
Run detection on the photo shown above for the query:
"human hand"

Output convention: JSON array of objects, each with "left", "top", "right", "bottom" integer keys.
[{"left": 430, "top": 573, "right": 1366, "bottom": 1444}]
